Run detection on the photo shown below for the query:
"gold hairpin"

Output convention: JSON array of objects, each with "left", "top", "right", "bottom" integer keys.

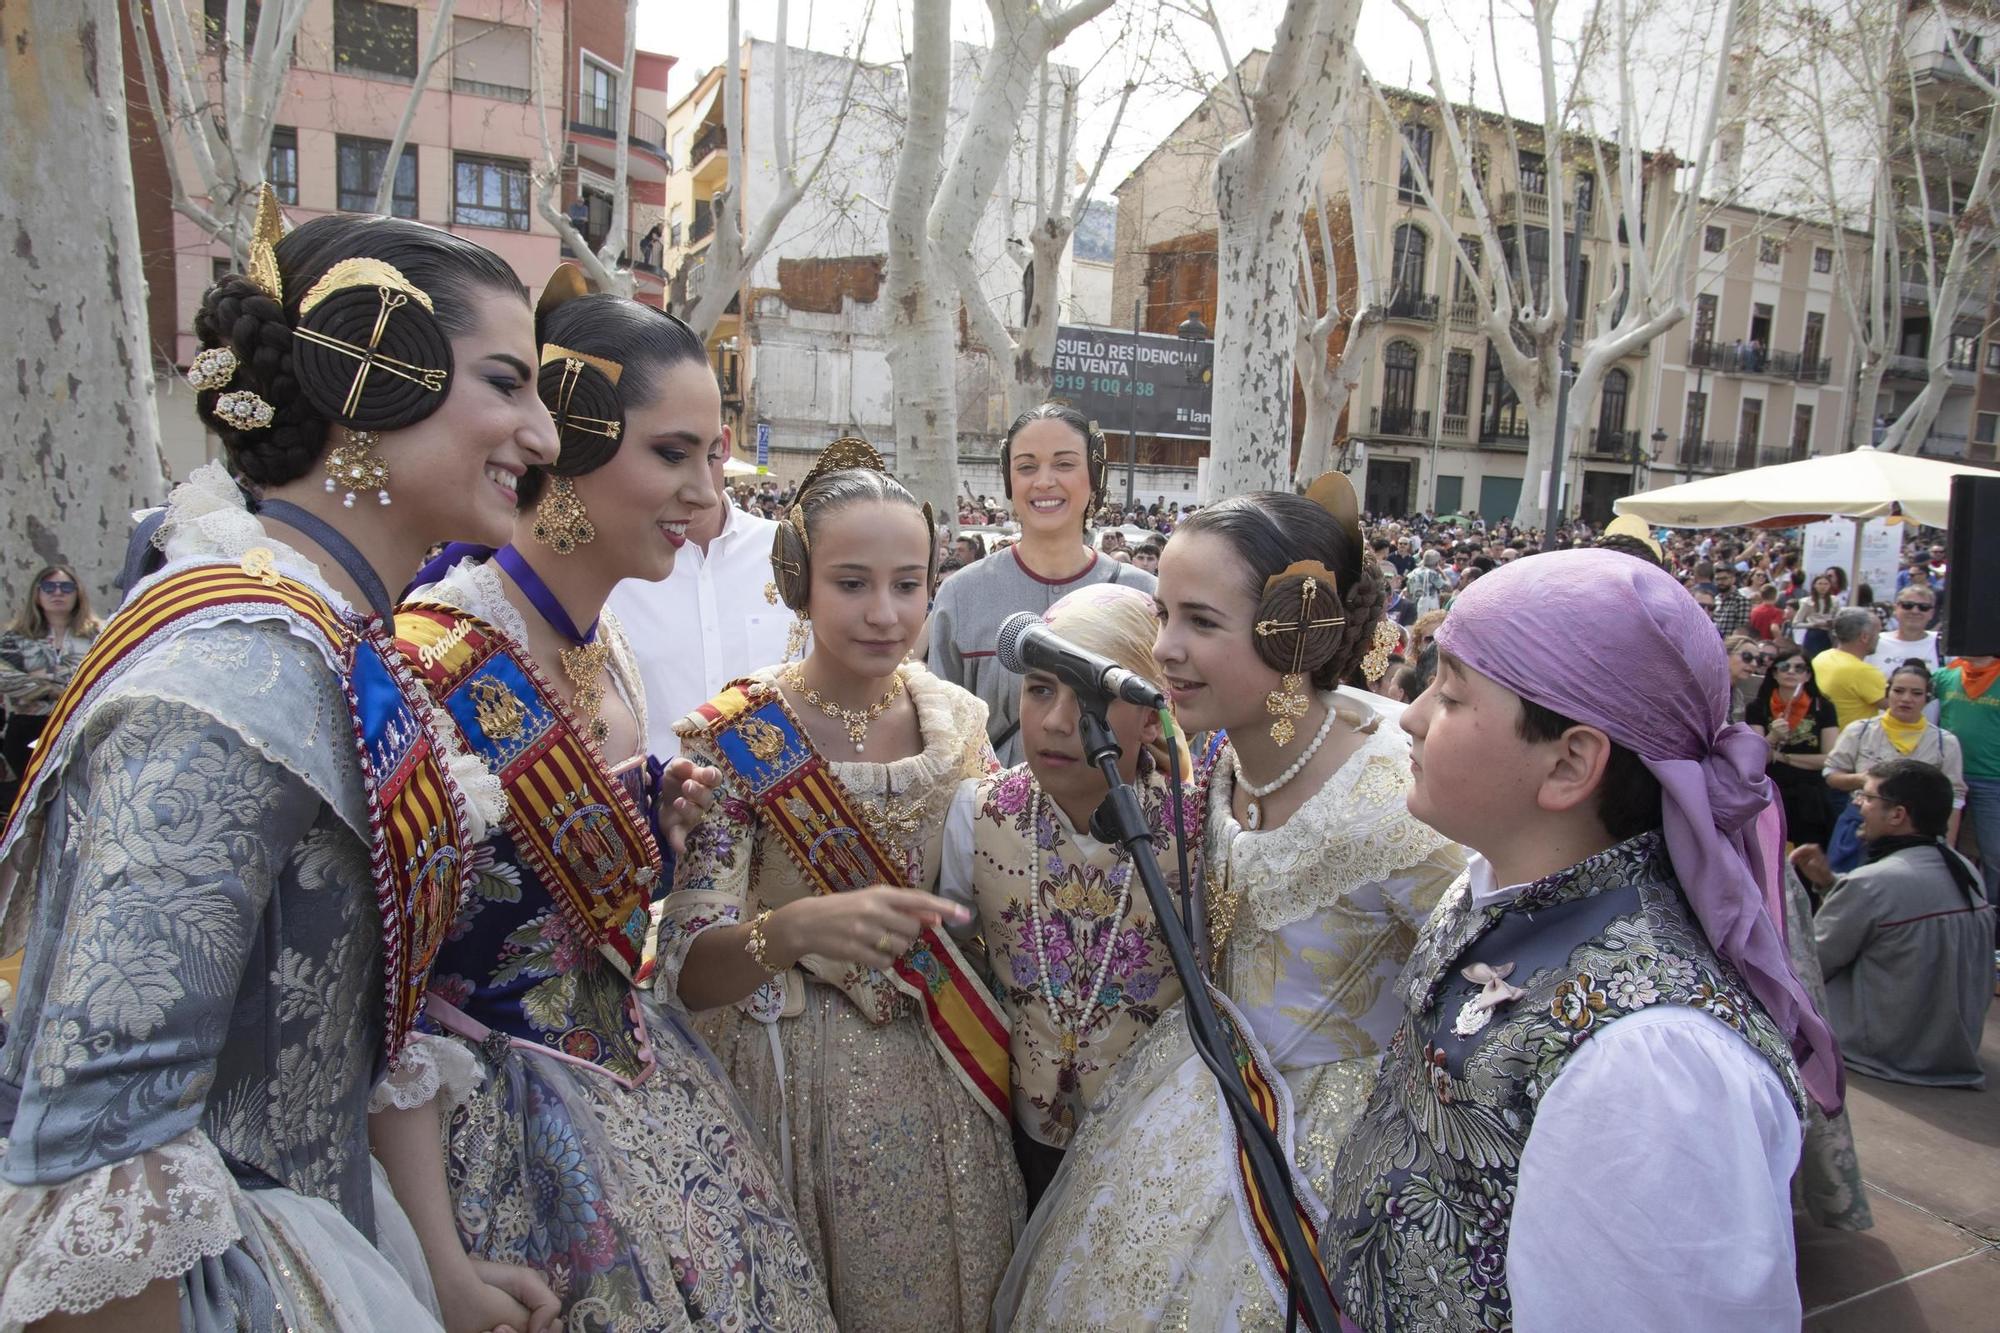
[
  {"left": 542, "top": 344, "right": 624, "bottom": 441},
  {"left": 292, "top": 292, "right": 448, "bottom": 417}
]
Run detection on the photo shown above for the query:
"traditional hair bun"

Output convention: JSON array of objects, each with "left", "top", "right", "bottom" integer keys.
[
  {"left": 769, "top": 435, "right": 935, "bottom": 612},
  {"left": 292, "top": 263, "right": 454, "bottom": 431},
  {"left": 192, "top": 272, "right": 326, "bottom": 485},
  {"left": 538, "top": 347, "right": 625, "bottom": 475},
  {"left": 1252, "top": 562, "right": 1349, "bottom": 678}
]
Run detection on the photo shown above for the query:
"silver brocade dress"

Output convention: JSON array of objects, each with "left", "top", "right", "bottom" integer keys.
[
  {"left": 0, "top": 464, "right": 457, "bottom": 1331},
  {"left": 996, "top": 690, "right": 1464, "bottom": 1332},
  {"left": 658, "top": 664, "right": 1027, "bottom": 1332}
]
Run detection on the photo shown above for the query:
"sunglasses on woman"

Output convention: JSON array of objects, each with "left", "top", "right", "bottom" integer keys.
[
  {"left": 38, "top": 578, "right": 76, "bottom": 595},
  {"left": 1774, "top": 659, "right": 1810, "bottom": 673},
  {"left": 1739, "top": 652, "right": 1774, "bottom": 666},
  {"left": 1895, "top": 600, "right": 1932, "bottom": 611}
]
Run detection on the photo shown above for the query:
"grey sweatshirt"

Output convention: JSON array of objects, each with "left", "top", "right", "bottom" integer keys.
[{"left": 928, "top": 546, "right": 1156, "bottom": 765}]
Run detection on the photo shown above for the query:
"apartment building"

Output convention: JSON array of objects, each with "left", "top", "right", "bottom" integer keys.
[
  {"left": 1651, "top": 207, "right": 1863, "bottom": 488},
  {"left": 664, "top": 40, "right": 1114, "bottom": 491},
  {"left": 1112, "top": 78, "right": 1673, "bottom": 521},
  {"left": 1887, "top": 1, "right": 1999, "bottom": 464},
  {"left": 125, "top": 0, "right": 670, "bottom": 477}
]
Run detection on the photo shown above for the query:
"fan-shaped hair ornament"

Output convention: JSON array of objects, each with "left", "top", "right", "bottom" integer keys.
[
  {"left": 246, "top": 183, "right": 287, "bottom": 302},
  {"left": 1303, "top": 470, "right": 1363, "bottom": 543},
  {"left": 797, "top": 436, "right": 886, "bottom": 495},
  {"left": 536, "top": 262, "right": 595, "bottom": 322}
]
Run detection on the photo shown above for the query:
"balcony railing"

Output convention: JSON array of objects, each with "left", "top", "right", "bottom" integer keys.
[
  {"left": 1587, "top": 428, "right": 1641, "bottom": 459},
  {"left": 1499, "top": 189, "right": 1549, "bottom": 221},
  {"left": 690, "top": 123, "right": 727, "bottom": 167},
  {"left": 1481, "top": 418, "right": 1531, "bottom": 448},
  {"left": 689, "top": 202, "right": 715, "bottom": 246},
  {"left": 1448, "top": 298, "right": 1481, "bottom": 330},
  {"left": 574, "top": 98, "right": 669, "bottom": 153},
  {"left": 1906, "top": 46, "right": 1997, "bottom": 87},
  {"left": 1673, "top": 437, "right": 1797, "bottom": 472},
  {"left": 1384, "top": 291, "right": 1439, "bottom": 323},
  {"left": 1441, "top": 412, "right": 1469, "bottom": 438},
  {"left": 1887, "top": 352, "right": 1930, "bottom": 379},
  {"left": 1919, "top": 432, "right": 1969, "bottom": 459},
  {"left": 1686, "top": 338, "right": 1831, "bottom": 383},
  {"left": 1898, "top": 125, "right": 1984, "bottom": 169},
  {"left": 1371, "top": 407, "right": 1431, "bottom": 438}
]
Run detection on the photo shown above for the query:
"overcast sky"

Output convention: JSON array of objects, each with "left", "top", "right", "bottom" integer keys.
[{"left": 633, "top": 1, "right": 1609, "bottom": 187}]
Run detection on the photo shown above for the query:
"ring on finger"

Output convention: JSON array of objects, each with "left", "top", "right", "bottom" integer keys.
[{"left": 876, "top": 931, "right": 899, "bottom": 956}]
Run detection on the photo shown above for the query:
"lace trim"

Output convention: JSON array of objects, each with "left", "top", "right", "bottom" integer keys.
[
  {"left": 153, "top": 462, "right": 358, "bottom": 615},
  {"left": 369, "top": 1031, "right": 486, "bottom": 1113},
  {"left": 0, "top": 1129, "right": 243, "bottom": 1325},
  {"left": 1212, "top": 698, "right": 1455, "bottom": 933},
  {"left": 716, "top": 663, "right": 984, "bottom": 790}
]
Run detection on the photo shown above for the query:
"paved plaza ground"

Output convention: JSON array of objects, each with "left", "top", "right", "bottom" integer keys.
[{"left": 1798, "top": 998, "right": 2000, "bottom": 1329}]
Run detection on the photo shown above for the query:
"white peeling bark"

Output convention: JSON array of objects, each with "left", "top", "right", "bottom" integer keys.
[
  {"left": 1207, "top": 0, "right": 1361, "bottom": 498},
  {"left": 3, "top": 0, "right": 168, "bottom": 605},
  {"left": 883, "top": 0, "right": 957, "bottom": 518}
]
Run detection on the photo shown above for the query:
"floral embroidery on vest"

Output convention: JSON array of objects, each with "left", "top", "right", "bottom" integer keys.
[{"left": 1326, "top": 833, "right": 1806, "bottom": 1332}]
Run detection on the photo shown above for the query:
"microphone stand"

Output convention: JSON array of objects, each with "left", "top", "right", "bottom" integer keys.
[{"left": 1075, "top": 695, "right": 1341, "bottom": 1333}]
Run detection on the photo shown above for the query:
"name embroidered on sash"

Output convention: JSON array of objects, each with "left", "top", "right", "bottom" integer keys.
[
  {"left": 689, "top": 679, "right": 1014, "bottom": 1126},
  {"left": 397, "top": 604, "right": 659, "bottom": 981}
]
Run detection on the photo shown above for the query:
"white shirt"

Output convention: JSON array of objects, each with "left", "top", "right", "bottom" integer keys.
[
  {"left": 1864, "top": 629, "right": 1940, "bottom": 676},
  {"left": 1466, "top": 856, "right": 1804, "bottom": 1333},
  {"left": 607, "top": 500, "right": 798, "bottom": 760}
]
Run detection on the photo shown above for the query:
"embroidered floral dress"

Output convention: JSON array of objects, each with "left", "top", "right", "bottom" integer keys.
[
  {"left": 936, "top": 760, "right": 1193, "bottom": 1151},
  {"left": 658, "top": 664, "right": 1026, "bottom": 1333},
  {"left": 995, "top": 689, "right": 1464, "bottom": 1331},
  {"left": 0, "top": 464, "right": 469, "bottom": 1332},
  {"left": 407, "top": 560, "right": 833, "bottom": 1332}
]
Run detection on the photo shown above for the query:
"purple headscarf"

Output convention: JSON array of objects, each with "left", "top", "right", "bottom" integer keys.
[{"left": 1434, "top": 548, "right": 1843, "bottom": 1115}]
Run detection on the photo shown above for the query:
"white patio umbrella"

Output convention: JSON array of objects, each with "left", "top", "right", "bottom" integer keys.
[
  {"left": 1612, "top": 445, "right": 1986, "bottom": 530},
  {"left": 722, "top": 454, "right": 763, "bottom": 476}
]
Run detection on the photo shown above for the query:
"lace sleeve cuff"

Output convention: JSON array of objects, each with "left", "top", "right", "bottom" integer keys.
[
  {"left": 369, "top": 1031, "right": 485, "bottom": 1113},
  {"left": 0, "top": 1128, "right": 242, "bottom": 1327}
]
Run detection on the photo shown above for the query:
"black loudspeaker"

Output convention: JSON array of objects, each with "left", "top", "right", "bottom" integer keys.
[{"left": 1945, "top": 474, "right": 2000, "bottom": 656}]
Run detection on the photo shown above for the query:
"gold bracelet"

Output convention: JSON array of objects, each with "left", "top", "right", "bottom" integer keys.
[{"left": 744, "top": 909, "right": 781, "bottom": 974}]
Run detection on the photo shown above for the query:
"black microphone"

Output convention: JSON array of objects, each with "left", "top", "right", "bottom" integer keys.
[{"left": 995, "top": 611, "right": 1169, "bottom": 709}]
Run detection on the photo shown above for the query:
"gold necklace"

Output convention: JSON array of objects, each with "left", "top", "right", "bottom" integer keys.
[
  {"left": 782, "top": 664, "right": 903, "bottom": 753},
  {"left": 560, "top": 642, "right": 613, "bottom": 745}
]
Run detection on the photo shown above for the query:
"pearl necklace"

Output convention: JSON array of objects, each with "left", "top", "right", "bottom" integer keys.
[
  {"left": 1026, "top": 792, "right": 1134, "bottom": 1056},
  {"left": 782, "top": 665, "right": 904, "bottom": 752},
  {"left": 1232, "top": 699, "right": 1339, "bottom": 830}
]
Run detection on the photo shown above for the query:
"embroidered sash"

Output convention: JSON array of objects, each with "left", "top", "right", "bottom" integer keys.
[
  {"left": 1, "top": 561, "right": 474, "bottom": 1064},
  {"left": 397, "top": 603, "right": 657, "bottom": 979},
  {"left": 689, "top": 680, "right": 1014, "bottom": 1125},
  {"left": 1205, "top": 985, "right": 1336, "bottom": 1328}
]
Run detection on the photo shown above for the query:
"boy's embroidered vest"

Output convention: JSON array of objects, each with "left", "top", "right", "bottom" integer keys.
[
  {"left": 1324, "top": 833, "right": 1806, "bottom": 1332},
  {"left": 967, "top": 765, "right": 1190, "bottom": 1146}
]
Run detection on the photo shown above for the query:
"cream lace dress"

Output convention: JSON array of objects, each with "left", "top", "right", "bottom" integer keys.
[
  {"left": 657, "top": 664, "right": 1026, "bottom": 1332},
  {"left": 996, "top": 688, "right": 1464, "bottom": 1332}
]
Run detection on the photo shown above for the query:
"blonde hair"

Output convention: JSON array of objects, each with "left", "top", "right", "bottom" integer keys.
[
  {"left": 1039, "top": 583, "right": 1190, "bottom": 774},
  {"left": 11, "top": 564, "right": 101, "bottom": 637}
]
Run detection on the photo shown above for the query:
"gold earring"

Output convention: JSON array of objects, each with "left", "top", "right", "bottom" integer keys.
[
  {"left": 784, "top": 613, "right": 810, "bottom": 663},
  {"left": 532, "top": 477, "right": 596, "bottom": 554},
  {"left": 324, "top": 431, "right": 389, "bottom": 507},
  {"left": 1264, "top": 672, "right": 1310, "bottom": 746}
]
